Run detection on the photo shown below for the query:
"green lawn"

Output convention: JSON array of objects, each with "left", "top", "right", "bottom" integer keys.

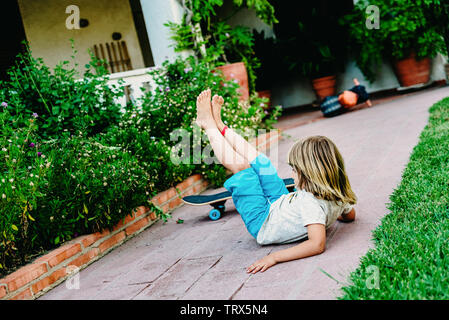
[{"left": 339, "top": 96, "right": 449, "bottom": 299}]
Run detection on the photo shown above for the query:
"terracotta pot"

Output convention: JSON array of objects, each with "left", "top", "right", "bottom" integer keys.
[
  {"left": 257, "top": 90, "right": 271, "bottom": 108},
  {"left": 393, "top": 52, "right": 431, "bottom": 87},
  {"left": 311, "top": 75, "right": 337, "bottom": 100},
  {"left": 444, "top": 63, "right": 449, "bottom": 84},
  {"left": 215, "top": 62, "right": 249, "bottom": 101}
]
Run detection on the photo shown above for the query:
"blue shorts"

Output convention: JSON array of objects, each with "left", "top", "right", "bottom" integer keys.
[{"left": 223, "top": 154, "right": 289, "bottom": 238}]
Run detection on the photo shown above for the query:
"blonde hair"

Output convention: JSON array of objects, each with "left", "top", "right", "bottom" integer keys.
[{"left": 287, "top": 135, "right": 357, "bottom": 205}]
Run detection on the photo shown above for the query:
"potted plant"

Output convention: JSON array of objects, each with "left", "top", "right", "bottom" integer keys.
[
  {"left": 165, "top": 0, "right": 278, "bottom": 99},
  {"left": 424, "top": 0, "right": 449, "bottom": 83},
  {"left": 340, "top": 0, "right": 446, "bottom": 86},
  {"left": 271, "top": 1, "right": 350, "bottom": 101}
]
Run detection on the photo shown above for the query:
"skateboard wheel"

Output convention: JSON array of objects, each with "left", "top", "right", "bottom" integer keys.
[{"left": 209, "top": 209, "right": 221, "bottom": 221}]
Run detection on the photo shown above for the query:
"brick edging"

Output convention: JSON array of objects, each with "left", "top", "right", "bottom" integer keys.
[{"left": 0, "top": 129, "right": 282, "bottom": 300}]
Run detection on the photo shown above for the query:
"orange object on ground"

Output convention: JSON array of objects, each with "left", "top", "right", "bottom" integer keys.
[{"left": 338, "top": 90, "right": 358, "bottom": 108}]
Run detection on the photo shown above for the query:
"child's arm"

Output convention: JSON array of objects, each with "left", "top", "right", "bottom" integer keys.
[
  {"left": 246, "top": 224, "right": 326, "bottom": 274},
  {"left": 337, "top": 207, "right": 356, "bottom": 222}
]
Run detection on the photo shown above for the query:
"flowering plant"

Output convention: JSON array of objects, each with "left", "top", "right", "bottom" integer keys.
[
  {"left": 0, "top": 107, "right": 51, "bottom": 271},
  {"left": 137, "top": 55, "right": 279, "bottom": 140},
  {"left": 31, "top": 135, "right": 160, "bottom": 250},
  {"left": 0, "top": 40, "right": 123, "bottom": 139},
  {"left": 0, "top": 46, "right": 280, "bottom": 277}
]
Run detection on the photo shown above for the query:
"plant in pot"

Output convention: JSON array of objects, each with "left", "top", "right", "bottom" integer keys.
[
  {"left": 340, "top": 0, "right": 446, "bottom": 87},
  {"left": 270, "top": 1, "right": 350, "bottom": 102},
  {"left": 165, "top": 0, "right": 278, "bottom": 99}
]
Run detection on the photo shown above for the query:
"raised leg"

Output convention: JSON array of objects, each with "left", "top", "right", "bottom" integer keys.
[
  {"left": 196, "top": 89, "right": 250, "bottom": 174},
  {"left": 211, "top": 94, "right": 260, "bottom": 163}
]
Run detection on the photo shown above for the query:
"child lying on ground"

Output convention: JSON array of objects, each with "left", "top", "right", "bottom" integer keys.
[{"left": 195, "top": 89, "right": 357, "bottom": 274}]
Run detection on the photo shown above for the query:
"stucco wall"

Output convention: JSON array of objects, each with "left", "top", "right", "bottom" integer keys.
[
  {"left": 139, "top": 0, "right": 188, "bottom": 66},
  {"left": 17, "top": 0, "right": 145, "bottom": 76}
]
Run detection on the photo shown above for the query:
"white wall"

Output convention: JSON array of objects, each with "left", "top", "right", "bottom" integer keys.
[
  {"left": 139, "top": 0, "right": 189, "bottom": 66},
  {"left": 17, "top": 0, "right": 145, "bottom": 76}
]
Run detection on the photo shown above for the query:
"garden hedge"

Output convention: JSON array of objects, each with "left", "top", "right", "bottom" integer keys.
[{"left": 0, "top": 42, "right": 281, "bottom": 277}]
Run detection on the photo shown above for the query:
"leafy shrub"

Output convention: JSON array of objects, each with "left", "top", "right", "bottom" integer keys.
[
  {"left": 115, "top": 55, "right": 281, "bottom": 186},
  {"left": 0, "top": 40, "right": 123, "bottom": 139},
  {"left": 99, "top": 118, "right": 195, "bottom": 192},
  {"left": 136, "top": 55, "right": 280, "bottom": 140},
  {"left": 165, "top": 0, "right": 278, "bottom": 93},
  {"left": 30, "top": 136, "right": 161, "bottom": 250},
  {"left": 0, "top": 44, "right": 280, "bottom": 277},
  {"left": 0, "top": 107, "right": 51, "bottom": 270},
  {"left": 271, "top": 1, "right": 351, "bottom": 79},
  {"left": 340, "top": 0, "right": 446, "bottom": 82}
]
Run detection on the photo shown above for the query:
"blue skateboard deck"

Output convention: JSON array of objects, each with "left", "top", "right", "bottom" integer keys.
[{"left": 182, "top": 178, "right": 296, "bottom": 220}]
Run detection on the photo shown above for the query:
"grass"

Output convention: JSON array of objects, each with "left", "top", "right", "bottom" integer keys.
[{"left": 339, "top": 96, "right": 449, "bottom": 299}]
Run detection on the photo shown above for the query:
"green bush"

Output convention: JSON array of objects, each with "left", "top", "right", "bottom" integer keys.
[
  {"left": 0, "top": 40, "right": 123, "bottom": 139},
  {"left": 0, "top": 44, "right": 281, "bottom": 277},
  {"left": 340, "top": 0, "right": 446, "bottom": 82},
  {"left": 165, "top": 0, "right": 278, "bottom": 93},
  {"left": 137, "top": 55, "right": 280, "bottom": 140},
  {"left": 119, "top": 55, "right": 281, "bottom": 186},
  {"left": 0, "top": 107, "right": 161, "bottom": 272},
  {"left": 31, "top": 136, "right": 160, "bottom": 248},
  {"left": 271, "top": 1, "right": 350, "bottom": 79},
  {"left": 0, "top": 108, "right": 50, "bottom": 270},
  {"left": 99, "top": 119, "right": 195, "bottom": 192}
]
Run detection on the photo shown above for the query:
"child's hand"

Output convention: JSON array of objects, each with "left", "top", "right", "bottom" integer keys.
[{"left": 247, "top": 254, "right": 277, "bottom": 274}]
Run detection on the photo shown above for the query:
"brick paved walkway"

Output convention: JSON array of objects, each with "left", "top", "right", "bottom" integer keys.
[{"left": 39, "top": 86, "right": 449, "bottom": 300}]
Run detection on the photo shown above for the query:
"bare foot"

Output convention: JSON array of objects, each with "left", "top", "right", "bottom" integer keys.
[
  {"left": 211, "top": 94, "right": 226, "bottom": 132},
  {"left": 195, "top": 89, "right": 215, "bottom": 129}
]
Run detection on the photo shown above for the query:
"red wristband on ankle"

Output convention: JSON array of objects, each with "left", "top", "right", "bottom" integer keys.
[{"left": 221, "top": 126, "right": 228, "bottom": 136}]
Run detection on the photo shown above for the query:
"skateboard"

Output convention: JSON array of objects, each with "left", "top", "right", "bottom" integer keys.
[{"left": 182, "top": 178, "right": 296, "bottom": 221}]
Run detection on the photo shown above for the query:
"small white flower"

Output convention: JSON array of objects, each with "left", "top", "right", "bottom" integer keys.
[
  {"left": 103, "top": 182, "right": 107, "bottom": 186},
  {"left": 2, "top": 194, "right": 6, "bottom": 199},
  {"left": 9, "top": 178, "right": 13, "bottom": 183},
  {"left": 29, "top": 182, "right": 34, "bottom": 187}
]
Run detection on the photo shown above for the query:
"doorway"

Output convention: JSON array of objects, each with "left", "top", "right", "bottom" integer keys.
[{"left": 0, "top": 0, "right": 27, "bottom": 81}]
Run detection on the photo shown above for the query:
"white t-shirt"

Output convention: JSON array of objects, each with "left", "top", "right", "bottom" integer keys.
[{"left": 256, "top": 189, "right": 353, "bottom": 245}]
